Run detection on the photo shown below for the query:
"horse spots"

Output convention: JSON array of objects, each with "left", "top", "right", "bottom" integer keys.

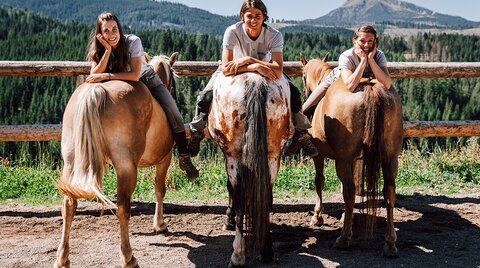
[
  {"left": 232, "top": 110, "right": 238, "bottom": 120},
  {"left": 270, "top": 99, "right": 275, "bottom": 104}
]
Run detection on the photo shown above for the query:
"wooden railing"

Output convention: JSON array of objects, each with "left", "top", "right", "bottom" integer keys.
[{"left": 0, "top": 60, "right": 479, "bottom": 142}]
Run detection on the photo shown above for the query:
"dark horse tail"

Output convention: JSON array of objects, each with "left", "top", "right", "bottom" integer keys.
[
  {"left": 239, "top": 74, "right": 271, "bottom": 255},
  {"left": 362, "top": 83, "right": 388, "bottom": 237}
]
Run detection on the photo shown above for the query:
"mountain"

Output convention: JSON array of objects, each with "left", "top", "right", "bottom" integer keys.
[
  {"left": 0, "top": 0, "right": 237, "bottom": 35},
  {"left": 307, "top": 0, "right": 480, "bottom": 28}
]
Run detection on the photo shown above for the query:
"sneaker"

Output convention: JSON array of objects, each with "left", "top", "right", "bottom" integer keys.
[
  {"left": 287, "top": 130, "right": 319, "bottom": 157},
  {"left": 188, "top": 130, "right": 204, "bottom": 157},
  {"left": 179, "top": 154, "right": 199, "bottom": 179}
]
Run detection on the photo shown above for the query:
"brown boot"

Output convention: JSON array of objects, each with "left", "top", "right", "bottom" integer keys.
[
  {"left": 285, "top": 130, "right": 318, "bottom": 157},
  {"left": 188, "top": 130, "right": 204, "bottom": 157},
  {"left": 179, "top": 153, "right": 199, "bottom": 179}
]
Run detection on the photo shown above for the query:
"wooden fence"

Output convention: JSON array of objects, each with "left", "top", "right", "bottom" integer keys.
[{"left": 0, "top": 61, "right": 479, "bottom": 142}]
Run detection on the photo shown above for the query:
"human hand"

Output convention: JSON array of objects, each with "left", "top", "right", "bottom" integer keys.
[
  {"left": 368, "top": 46, "right": 377, "bottom": 61},
  {"left": 251, "top": 63, "right": 278, "bottom": 80},
  {"left": 86, "top": 73, "right": 109, "bottom": 83},
  {"left": 96, "top": 34, "right": 112, "bottom": 51},
  {"left": 354, "top": 43, "right": 368, "bottom": 62}
]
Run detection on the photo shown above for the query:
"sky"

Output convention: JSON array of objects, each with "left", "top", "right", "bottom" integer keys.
[{"left": 159, "top": 0, "right": 480, "bottom": 22}]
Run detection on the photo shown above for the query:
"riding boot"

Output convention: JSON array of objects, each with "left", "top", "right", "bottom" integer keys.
[
  {"left": 284, "top": 112, "right": 319, "bottom": 157},
  {"left": 285, "top": 130, "right": 319, "bottom": 157},
  {"left": 173, "top": 131, "right": 199, "bottom": 179},
  {"left": 188, "top": 128, "right": 204, "bottom": 157}
]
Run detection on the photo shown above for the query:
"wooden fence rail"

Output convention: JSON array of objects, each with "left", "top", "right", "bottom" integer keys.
[
  {"left": 2, "top": 61, "right": 480, "bottom": 78},
  {"left": 0, "top": 61, "right": 479, "bottom": 141}
]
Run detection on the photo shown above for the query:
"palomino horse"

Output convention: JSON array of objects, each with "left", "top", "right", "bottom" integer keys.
[
  {"left": 208, "top": 72, "right": 291, "bottom": 266},
  {"left": 300, "top": 54, "right": 403, "bottom": 257},
  {"left": 54, "top": 53, "right": 179, "bottom": 268}
]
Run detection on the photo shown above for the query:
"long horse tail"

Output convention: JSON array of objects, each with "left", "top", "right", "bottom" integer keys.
[
  {"left": 362, "top": 83, "right": 386, "bottom": 237},
  {"left": 239, "top": 74, "right": 271, "bottom": 254},
  {"left": 56, "top": 84, "right": 113, "bottom": 207}
]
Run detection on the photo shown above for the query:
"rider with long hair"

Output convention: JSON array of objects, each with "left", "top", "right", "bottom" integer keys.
[
  {"left": 86, "top": 12, "right": 198, "bottom": 179},
  {"left": 302, "top": 24, "right": 391, "bottom": 116}
]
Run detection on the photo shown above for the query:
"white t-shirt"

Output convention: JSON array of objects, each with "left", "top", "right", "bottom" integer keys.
[
  {"left": 124, "top": 34, "right": 149, "bottom": 73},
  {"left": 222, "top": 21, "right": 283, "bottom": 62},
  {"left": 337, "top": 47, "right": 388, "bottom": 78}
]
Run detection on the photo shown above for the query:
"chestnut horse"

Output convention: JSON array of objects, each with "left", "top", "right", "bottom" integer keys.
[
  {"left": 208, "top": 72, "right": 291, "bottom": 266},
  {"left": 301, "top": 54, "right": 403, "bottom": 257},
  {"left": 54, "top": 53, "right": 179, "bottom": 268}
]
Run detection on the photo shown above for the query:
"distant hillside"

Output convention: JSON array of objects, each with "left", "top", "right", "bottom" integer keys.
[
  {"left": 0, "top": 0, "right": 237, "bottom": 35},
  {"left": 308, "top": 0, "right": 480, "bottom": 28}
]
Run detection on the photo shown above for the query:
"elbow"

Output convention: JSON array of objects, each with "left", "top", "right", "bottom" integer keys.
[{"left": 384, "top": 81, "right": 391, "bottom": 90}]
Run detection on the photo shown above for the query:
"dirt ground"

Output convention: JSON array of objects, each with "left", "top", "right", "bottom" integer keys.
[{"left": 0, "top": 193, "right": 479, "bottom": 268}]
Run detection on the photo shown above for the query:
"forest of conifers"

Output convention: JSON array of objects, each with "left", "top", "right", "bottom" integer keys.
[{"left": 1, "top": 7, "right": 479, "bottom": 162}]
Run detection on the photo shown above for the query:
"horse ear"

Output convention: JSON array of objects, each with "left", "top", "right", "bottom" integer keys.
[
  {"left": 300, "top": 53, "right": 308, "bottom": 66},
  {"left": 322, "top": 53, "right": 330, "bottom": 62},
  {"left": 144, "top": 52, "right": 152, "bottom": 63},
  {"left": 169, "top": 52, "right": 179, "bottom": 66}
]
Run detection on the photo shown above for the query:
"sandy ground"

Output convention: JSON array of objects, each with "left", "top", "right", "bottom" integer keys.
[{"left": 0, "top": 193, "right": 479, "bottom": 268}]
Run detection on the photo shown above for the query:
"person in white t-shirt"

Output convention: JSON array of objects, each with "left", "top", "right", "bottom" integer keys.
[
  {"left": 301, "top": 24, "right": 391, "bottom": 116},
  {"left": 85, "top": 12, "right": 198, "bottom": 179},
  {"left": 188, "top": 0, "right": 318, "bottom": 158}
]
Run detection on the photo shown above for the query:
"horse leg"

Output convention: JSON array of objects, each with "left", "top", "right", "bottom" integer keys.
[
  {"left": 310, "top": 155, "right": 325, "bottom": 227},
  {"left": 229, "top": 208, "right": 245, "bottom": 267},
  {"left": 223, "top": 171, "right": 236, "bottom": 231},
  {"left": 334, "top": 159, "right": 355, "bottom": 249},
  {"left": 115, "top": 163, "right": 139, "bottom": 268},
  {"left": 153, "top": 152, "right": 173, "bottom": 233},
  {"left": 53, "top": 195, "right": 77, "bottom": 268},
  {"left": 354, "top": 158, "right": 364, "bottom": 196},
  {"left": 382, "top": 156, "right": 399, "bottom": 258}
]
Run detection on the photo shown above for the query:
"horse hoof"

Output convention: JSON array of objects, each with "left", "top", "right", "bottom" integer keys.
[
  {"left": 53, "top": 259, "right": 70, "bottom": 268},
  {"left": 123, "top": 256, "right": 139, "bottom": 268},
  {"left": 153, "top": 222, "right": 168, "bottom": 234},
  {"left": 222, "top": 219, "right": 236, "bottom": 231},
  {"left": 228, "top": 260, "right": 245, "bottom": 268},
  {"left": 309, "top": 215, "right": 324, "bottom": 227},
  {"left": 383, "top": 243, "right": 399, "bottom": 258},
  {"left": 333, "top": 236, "right": 350, "bottom": 249}
]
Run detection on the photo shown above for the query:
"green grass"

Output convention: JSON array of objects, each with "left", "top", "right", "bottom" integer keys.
[{"left": 0, "top": 138, "right": 479, "bottom": 205}]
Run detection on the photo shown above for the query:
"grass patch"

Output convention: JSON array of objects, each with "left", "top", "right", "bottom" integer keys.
[{"left": 1, "top": 139, "right": 479, "bottom": 205}]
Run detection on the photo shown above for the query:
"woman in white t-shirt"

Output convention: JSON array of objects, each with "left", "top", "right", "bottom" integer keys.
[
  {"left": 188, "top": 0, "right": 318, "bottom": 158},
  {"left": 85, "top": 12, "right": 198, "bottom": 179},
  {"left": 302, "top": 25, "right": 391, "bottom": 116}
]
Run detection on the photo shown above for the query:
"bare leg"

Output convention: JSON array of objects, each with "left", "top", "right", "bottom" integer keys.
[
  {"left": 53, "top": 196, "right": 77, "bottom": 268},
  {"left": 310, "top": 155, "right": 325, "bottom": 226},
  {"left": 382, "top": 156, "right": 399, "bottom": 258},
  {"left": 334, "top": 160, "right": 355, "bottom": 249},
  {"left": 153, "top": 152, "right": 172, "bottom": 233}
]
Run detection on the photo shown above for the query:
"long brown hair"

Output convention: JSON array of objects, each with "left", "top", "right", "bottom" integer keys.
[
  {"left": 86, "top": 12, "right": 128, "bottom": 73},
  {"left": 240, "top": 0, "right": 269, "bottom": 26}
]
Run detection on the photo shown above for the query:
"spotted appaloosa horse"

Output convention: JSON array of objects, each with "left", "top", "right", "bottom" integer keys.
[
  {"left": 54, "top": 53, "right": 179, "bottom": 268},
  {"left": 301, "top": 54, "right": 403, "bottom": 257},
  {"left": 208, "top": 72, "right": 291, "bottom": 266}
]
